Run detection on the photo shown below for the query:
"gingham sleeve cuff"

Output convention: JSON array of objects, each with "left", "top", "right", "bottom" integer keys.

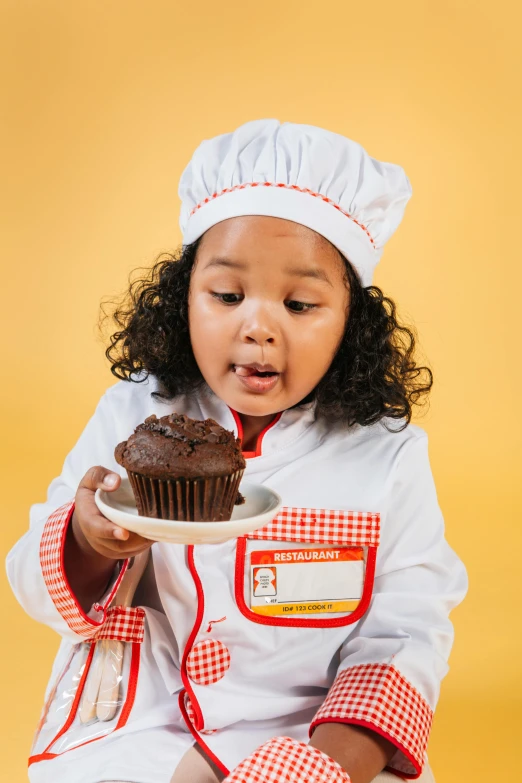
[
  {"left": 224, "top": 736, "right": 351, "bottom": 783},
  {"left": 39, "top": 500, "right": 130, "bottom": 639},
  {"left": 309, "top": 664, "right": 433, "bottom": 778},
  {"left": 93, "top": 605, "right": 146, "bottom": 643}
]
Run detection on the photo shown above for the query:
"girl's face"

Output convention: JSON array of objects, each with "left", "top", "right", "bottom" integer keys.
[{"left": 188, "top": 216, "right": 350, "bottom": 417}]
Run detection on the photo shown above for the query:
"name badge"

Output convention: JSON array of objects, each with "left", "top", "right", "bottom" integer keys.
[{"left": 249, "top": 546, "right": 365, "bottom": 617}]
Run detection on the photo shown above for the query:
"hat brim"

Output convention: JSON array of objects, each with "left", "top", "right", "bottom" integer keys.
[{"left": 181, "top": 185, "right": 377, "bottom": 287}]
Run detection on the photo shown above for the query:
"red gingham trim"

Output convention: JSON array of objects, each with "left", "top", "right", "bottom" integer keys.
[
  {"left": 184, "top": 693, "right": 217, "bottom": 735},
  {"left": 186, "top": 639, "right": 231, "bottom": 686},
  {"left": 310, "top": 664, "right": 433, "bottom": 778},
  {"left": 246, "top": 507, "right": 380, "bottom": 547},
  {"left": 189, "top": 181, "right": 376, "bottom": 249},
  {"left": 92, "top": 606, "right": 145, "bottom": 643},
  {"left": 223, "top": 736, "right": 351, "bottom": 783},
  {"left": 39, "top": 501, "right": 130, "bottom": 638}
]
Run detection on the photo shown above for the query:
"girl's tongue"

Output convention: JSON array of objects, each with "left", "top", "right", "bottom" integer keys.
[
  {"left": 233, "top": 365, "right": 280, "bottom": 393},
  {"left": 234, "top": 365, "right": 277, "bottom": 377}
]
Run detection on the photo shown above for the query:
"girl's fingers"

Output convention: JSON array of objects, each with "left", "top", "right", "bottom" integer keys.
[
  {"left": 75, "top": 465, "right": 153, "bottom": 554},
  {"left": 74, "top": 516, "right": 125, "bottom": 543},
  {"left": 78, "top": 466, "right": 121, "bottom": 493},
  {"left": 76, "top": 492, "right": 127, "bottom": 539},
  {"left": 77, "top": 477, "right": 130, "bottom": 540},
  {"left": 79, "top": 511, "right": 151, "bottom": 551}
]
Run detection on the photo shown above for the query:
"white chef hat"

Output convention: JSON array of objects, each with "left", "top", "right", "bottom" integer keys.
[{"left": 178, "top": 119, "right": 412, "bottom": 287}]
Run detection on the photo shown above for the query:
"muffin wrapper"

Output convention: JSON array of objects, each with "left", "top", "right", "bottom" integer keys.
[{"left": 127, "top": 469, "right": 245, "bottom": 522}]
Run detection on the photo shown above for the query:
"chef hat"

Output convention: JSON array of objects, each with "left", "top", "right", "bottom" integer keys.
[{"left": 178, "top": 119, "right": 412, "bottom": 287}]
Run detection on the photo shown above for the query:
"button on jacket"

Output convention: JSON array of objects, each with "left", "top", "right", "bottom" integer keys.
[{"left": 6, "top": 376, "right": 468, "bottom": 783}]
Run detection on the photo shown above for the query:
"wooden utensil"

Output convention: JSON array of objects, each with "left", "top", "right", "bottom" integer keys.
[
  {"left": 79, "top": 551, "right": 151, "bottom": 724},
  {"left": 96, "top": 550, "right": 150, "bottom": 721},
  {"left": 96, "top": 638, "right": 124, "bottom": 721},
  {"left": 79, "top": 638, "right": 107, "bottom": 723}
]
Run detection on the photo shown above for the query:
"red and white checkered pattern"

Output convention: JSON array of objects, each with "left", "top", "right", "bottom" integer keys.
[
  {"left": 93, "top": 605, "right": 145, "bottom": 643},
  {"left": 223, "top": 736, "right": 351, "bottom": 783},
  {"left": 310, "top": 664, "right": 433, "bottom": 777},
  {"left": 39, "top": 500, "right": 129, "bottom": 638},
  {"left": 186, "top": 639, "right": 231, "bottom": 685},
  {"left": 247, "top": 507, "right": 380, "bottom": 546},
  {"left": 184, "top": 692, "right": 217, "bottom": 735}
]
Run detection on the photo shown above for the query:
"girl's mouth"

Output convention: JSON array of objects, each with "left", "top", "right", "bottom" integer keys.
[{"left": 232, "top": 364, "right": 280, "bottom": 393}]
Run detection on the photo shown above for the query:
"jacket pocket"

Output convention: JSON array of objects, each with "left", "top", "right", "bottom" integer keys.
[
  {"left": 29, "top": 605, "right": 145, "bottom": 763},
  {"left": 234, "top": 506, "right": 380, "bottom": 628}
]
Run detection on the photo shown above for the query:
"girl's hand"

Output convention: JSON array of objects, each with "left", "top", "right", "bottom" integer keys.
[{"left": 72, "top": 466, "right": 154, "bottom": 561}]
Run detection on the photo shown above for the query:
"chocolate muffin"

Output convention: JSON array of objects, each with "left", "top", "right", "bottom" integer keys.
[{"left": 115, "top": 413, "right": 246, "bottom": 522}]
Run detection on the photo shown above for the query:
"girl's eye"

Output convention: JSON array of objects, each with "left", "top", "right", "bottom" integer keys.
[
  {"left": 211, "top": 294, "right": 316, "bottom": 312},
  {"left": 212, "top": 293, "right": 244, "bottom": 305},
  {"left": 285, "top": 300, "right": 317, "bottom": 313}
]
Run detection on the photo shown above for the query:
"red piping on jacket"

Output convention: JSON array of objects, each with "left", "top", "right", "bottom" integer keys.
[
  {"left": 178, "top": 406, "right": 286, "bottom": 755},
  {"left": 41, "top": 640, "right": 97, "bottom": 752},
  {"left": 178, "top": 691, "right": 229, "bottom": 777},
  {"left": 28, "top": 640, "right": 141, "bottom": 765},
  {"left": 180, "top": 545, "right": 206, "bottom": 730},
  {"left": 228, "top": 408, "right": 283, "bottom": 458}
]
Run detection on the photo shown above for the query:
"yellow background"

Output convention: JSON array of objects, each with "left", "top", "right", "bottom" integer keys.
[{"left": 1, "top": 0, "right": 520, "bottom": 779}]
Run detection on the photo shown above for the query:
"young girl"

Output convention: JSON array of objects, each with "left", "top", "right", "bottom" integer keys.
[{"left": 6, "top": 119, "right": 467, "bottom": 783}]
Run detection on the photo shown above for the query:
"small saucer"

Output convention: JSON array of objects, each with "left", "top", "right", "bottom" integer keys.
[{"left": 95, "top": 477, "right": 282, "bottom": 545}]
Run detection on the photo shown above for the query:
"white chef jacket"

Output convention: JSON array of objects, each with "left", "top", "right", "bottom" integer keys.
[{"left": 6, "top": 375, "right": 468, "bottom": 783}]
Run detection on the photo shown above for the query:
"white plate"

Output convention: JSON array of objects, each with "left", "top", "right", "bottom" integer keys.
[{"left": 95, "top": 477, "right": 282, "bottom": 545}]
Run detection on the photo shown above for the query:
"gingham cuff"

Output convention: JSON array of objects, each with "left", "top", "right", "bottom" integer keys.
[
  {"left": 309, "top": 664, "right": 433, "bottom": 778},
  {"left": 93, "top": 605, "right": 145, "bottom": 643},
  {"left": 223, "top": 736, "right": 351, "bottom": 783},
  {"left": 39, "top": 500, "right": 130, "bottom": 639}
]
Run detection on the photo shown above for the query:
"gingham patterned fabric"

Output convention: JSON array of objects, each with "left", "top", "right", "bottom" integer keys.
[
  {"left": 39, "top": 500, "right": 129, "bottom": 638},
  {"left": 223, "top": 736, "right": 351, "bottom": 783},
  {"left": 310, "top": 664, "right": 433, "bottom": 777},
  {"left": 92, "top": 606, "right": 145, "bottom": 643},
  {"left": 246, "top": 507, "right": 380, "bottom": 546},
  {"left": 186, "top": 639, "right": 231, "bottom": 685},
  {"left": 184, "top": 692, "right": 217, "bottom": 735}
]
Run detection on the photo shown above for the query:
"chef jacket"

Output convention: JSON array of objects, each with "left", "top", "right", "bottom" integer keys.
[{"left": 6, "top": 375, "right": 468, "bottom": 783}]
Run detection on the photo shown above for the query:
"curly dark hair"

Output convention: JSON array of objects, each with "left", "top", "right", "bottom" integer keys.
[{"left": 99, "top": 238, "right": 433, "bottom": 433}]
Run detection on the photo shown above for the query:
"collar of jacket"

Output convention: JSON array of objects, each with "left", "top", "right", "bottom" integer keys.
[{"left": 194, "top": 383, "right": 320, "bottom": 461}]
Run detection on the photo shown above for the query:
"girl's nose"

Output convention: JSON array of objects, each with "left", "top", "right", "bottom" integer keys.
[{"left": 238, "top": 304, "right": 278, "bottom": 345}]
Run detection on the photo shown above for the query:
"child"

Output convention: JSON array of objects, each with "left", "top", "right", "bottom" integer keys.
[{"left": 6, "top": 119, "right": 467, "bottom": 783}]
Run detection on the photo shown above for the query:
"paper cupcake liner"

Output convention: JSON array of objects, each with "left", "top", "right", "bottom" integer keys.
[{"left": 127, "top": 469, "right": 245, "bottom": 522}]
